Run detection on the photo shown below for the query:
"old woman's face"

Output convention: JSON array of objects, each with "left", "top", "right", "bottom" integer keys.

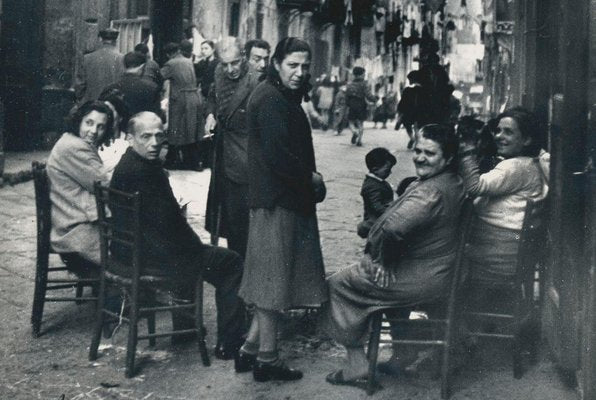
[{"left": 413, "top": 136, "right": 450, "bottom": 180}]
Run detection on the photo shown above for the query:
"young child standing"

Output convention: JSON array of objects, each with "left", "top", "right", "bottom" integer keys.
[{"left": 357, "top": 147, "right": 397, "bottom": 238}]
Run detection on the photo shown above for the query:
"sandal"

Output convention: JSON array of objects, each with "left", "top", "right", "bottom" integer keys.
[{"left": 325, "top": 370, "right": 383, "bottom": 391}]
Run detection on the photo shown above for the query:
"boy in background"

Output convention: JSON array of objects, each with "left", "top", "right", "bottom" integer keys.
[{"left": 357, "top": 147, "right": 396, "bottom": 238}]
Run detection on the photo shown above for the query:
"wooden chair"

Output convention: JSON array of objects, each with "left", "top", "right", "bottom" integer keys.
[
  {"left": 88, "top": 183, "right": 210, "bottom": 378},
  {"left": 463, "top": 197, "right": 547, "bottom": 379},
  {"left": 366, "top": 198, "right": 475, "bottom": 398},
  {"left": 31, "top": 161, "right": 100, "bottom": 337}
]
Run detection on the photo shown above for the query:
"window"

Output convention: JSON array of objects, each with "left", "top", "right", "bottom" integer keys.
[
  {"left": 256, "top": 0, "right": 264, "bottom": 39},
  {"left": 229, "top": 2, "right": 240, "bottom": 37},
  {"left": 136, "top": 0, "right": 149, "bottom": 16}
]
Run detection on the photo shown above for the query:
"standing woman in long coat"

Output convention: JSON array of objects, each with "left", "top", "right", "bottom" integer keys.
[
  {"left": 236, "top": 38, "right": 328, "bottom": 382},
  {"left": 161, "top": 42, "right": 204, "bottom": 170}
]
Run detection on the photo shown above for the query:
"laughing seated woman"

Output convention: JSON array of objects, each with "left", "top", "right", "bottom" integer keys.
[
  {"left": 323, "top": 124, "right": 465, "bottom": 387},
  {"left": 458, "top": 107, "right": 549, "bottom": 286},
  {"left": 46, "top": 101, "right": 114, "bottom": 265}
]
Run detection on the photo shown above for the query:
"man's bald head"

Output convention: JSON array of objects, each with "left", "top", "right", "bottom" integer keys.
[{"left": 128, "top": 112, "right": 165, "bottom": 161}]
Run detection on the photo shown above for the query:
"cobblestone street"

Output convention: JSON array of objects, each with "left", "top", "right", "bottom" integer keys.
[{"left": 0, "top": 125, "right": 576, "bottom": 399}]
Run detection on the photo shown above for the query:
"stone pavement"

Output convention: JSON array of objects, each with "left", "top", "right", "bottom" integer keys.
[{"left": 0, "top": 125, "right": 576, "bottom": 399}]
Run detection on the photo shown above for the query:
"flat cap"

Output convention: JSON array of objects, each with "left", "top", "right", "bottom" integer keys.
[
  {"left": 99, "top": 28, "right": 119, "bottom": 40},
  {"left": 352, "top": 66, "right": 365, "bottom": 76}
]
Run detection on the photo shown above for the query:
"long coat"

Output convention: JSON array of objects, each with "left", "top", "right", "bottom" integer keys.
[
  {"left": 46, "top": 133, "right": 110, "bottom": 264},
  {"left": 204, "top": 65, "right": 260, "bottom": 238},
  {"left": 162, "top": 55, "right": 203, "bottom": 146},
  {"left": 75, "top": 44, "right": 124, "bottom": 103},
  {"left": 247, "top": 79, "right": 318, "bottom": 215}
]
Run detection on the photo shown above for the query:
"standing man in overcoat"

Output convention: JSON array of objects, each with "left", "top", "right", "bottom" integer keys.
[
  {"left": 75, "top": 28, "right": 125, "bottom": 104},
  {"left": 204, "top": 37, "right": 261, "bottom": 258}
]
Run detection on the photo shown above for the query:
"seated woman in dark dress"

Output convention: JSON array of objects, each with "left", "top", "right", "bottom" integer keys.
[{"left": 323, "top": 124, "right": 465, "bottom": 386}]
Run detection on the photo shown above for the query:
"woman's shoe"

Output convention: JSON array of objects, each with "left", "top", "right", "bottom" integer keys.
[
  {"left": 234, "top": 351, "right": 256, "bottom": 373},
  {"left": 253, "top": 360, "right": 303, "bottom": 382}
]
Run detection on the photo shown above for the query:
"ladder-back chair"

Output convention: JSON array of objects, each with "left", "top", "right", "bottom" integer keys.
[
  {"left": 463, "top": 197, "right": 547, "bottom": 379},
  {"left": 31, "top": 161, "right": 99, "bottom": 337},
  {"left": 88, "top": 183, "right": 210, "bottom": 378},
  {"left": 366, "top": 198, "right": 475, "bottom": 398}
]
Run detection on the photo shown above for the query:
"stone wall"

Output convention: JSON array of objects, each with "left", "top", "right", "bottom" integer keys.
[{"left": 43, "top": 0, "right": 76, "bottom": 88}]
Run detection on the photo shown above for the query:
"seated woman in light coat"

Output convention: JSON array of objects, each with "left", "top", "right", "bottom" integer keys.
[
  {"left": 46, "top": 101, "right": 114, "bottom": 265},
  {"left": 458, "top": 107, "right": 549, "bottom": 285},
  {"left": 323, "top": 124, "right": 465, "bottom": 386}
]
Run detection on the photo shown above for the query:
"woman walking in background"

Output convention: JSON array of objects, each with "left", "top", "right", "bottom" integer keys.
[{"left": 237, "top": 37, "right": 328, "bottom": 382}]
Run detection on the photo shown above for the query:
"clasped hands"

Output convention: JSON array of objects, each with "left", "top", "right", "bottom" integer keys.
[{"left": 360, "top": 254, "right": 397, "bottom": 288}]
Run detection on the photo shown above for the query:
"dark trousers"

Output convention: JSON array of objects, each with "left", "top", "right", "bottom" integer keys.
[
  {"left": 165, "top": 143, "right": 201, "bottom": 171},
  {"left": 222, "top": 177, "right": 249, "bottom": 259},
  {"left": 173, "top": 245, "right": 246, "bottom": 348}
]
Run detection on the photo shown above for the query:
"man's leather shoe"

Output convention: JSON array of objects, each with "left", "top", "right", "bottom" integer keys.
[
  {"left": 253, "top": 361, "right": 303, "bottom": 382},
  {"left": 214, "top": 342, "right": 239, "bottom": 360},
  {"left": 234, "top": 351, "right": 256, "bottom": 373}
]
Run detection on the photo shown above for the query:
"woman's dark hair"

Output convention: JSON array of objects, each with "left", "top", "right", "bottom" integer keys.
[
  {"left": 267, "top": 37, "right": 312, "bottom": 100},
  {"left": 67, "top": 101, "right": 114, "bottom": 147},
  {"left": 420, "top": 123, "right": 459, "bottom": 168},
  {"left": 98, "top": 87, "right": 130, "bottom": 133},
  {"left": 496, "top": 107, "right": 542, "bottom": 157}
]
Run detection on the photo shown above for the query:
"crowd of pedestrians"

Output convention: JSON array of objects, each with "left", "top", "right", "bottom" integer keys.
[{"left": 44, "top": 26, "right": 550, "bottom": 391}]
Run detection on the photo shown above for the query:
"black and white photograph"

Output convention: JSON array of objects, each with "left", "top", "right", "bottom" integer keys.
[{"left": 0, "top": 0, "right": 592, "bottom": 399}]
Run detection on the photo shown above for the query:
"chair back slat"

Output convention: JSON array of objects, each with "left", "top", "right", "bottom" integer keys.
[
  {"left": 32, "top": 162, "right": 51, "bottom": 257},
  {"left": 516, "top": 197, "right": 548, "bottom": 304},
  {"left": 447, "top": 198, "right": 475, "bottom": 313},
  {"left": 94, "top": 183, "right": 142, "bottom": 276}
]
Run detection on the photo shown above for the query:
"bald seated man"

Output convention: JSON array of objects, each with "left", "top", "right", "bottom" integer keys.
[{"left": 110, "top": 112, "right": 246, "bottom": 359}]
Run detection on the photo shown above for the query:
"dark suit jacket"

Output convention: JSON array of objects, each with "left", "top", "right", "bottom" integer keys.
[
  {"left": 358, "top": 175, "right": 394, "bottom": 238},
  {"left": 195, "top": 57, "right": 218, "bottom": 98},
  {"left": 110, "top": 148, "right": 204, "bottom": 276}
]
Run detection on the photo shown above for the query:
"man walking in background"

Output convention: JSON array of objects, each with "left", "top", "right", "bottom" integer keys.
[
  {"left": 75, "top": 28, "right": 124, "bottom": 104},
  {"left": 345, "top": 66, "right": 376, "bottom": 146}
]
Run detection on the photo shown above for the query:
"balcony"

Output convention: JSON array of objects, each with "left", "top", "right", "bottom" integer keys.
[{"left": 277, "top": 0, "right": 323, "bottom": 12}]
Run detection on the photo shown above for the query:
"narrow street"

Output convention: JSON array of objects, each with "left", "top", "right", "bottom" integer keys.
[{"left": 0, "top": 125, "right": 575, "bottom": 399}]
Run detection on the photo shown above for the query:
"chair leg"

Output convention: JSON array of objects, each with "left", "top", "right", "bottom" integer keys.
[
  {"left": 31, "top": 258, "right": 49, "bottom": 338},
  {"left": 75, "top": 282, "right": 84, "bottom": 304},
  {"left": 195, "top": 277, "right": 210, "bottom": 367},
  {"left": 367, "top": 312, "right": 383, "bottom": 396},
  {"left": 513, "top": 334, "right": 523, "bottom": 379},
  {"left": 440, "top": 344, "right": 452, "bottom": 399},
  {"left": 147, "top": 312, "right": 156, "bottom": 347},
  {"left": 125, "top": 292, "right": 139, "bottom": 378},
  {"left": 89, "top": 278, "right": 107, "bottom": 361}
]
